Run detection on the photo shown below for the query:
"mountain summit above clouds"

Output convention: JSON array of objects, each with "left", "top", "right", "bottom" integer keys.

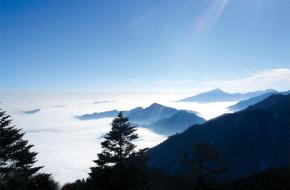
[
  {"left": 77, "top": 103, "right": 205, "bottom": 136},
  {"left": 177, "top": 89, "right": 277, "bottom": 103},
  {"left": 77, "top": 103, "right": 178, "bottom": 123}
]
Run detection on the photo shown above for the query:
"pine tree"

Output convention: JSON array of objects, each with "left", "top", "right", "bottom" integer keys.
[
  {"left": 181, "top": 142, "right": 227, "bottom": 190},
  {"left": 89, "top": 112, "right": 149, "bottom": 190},
  {"left": 0, "top": 107, "right": 42, "bottom": 190}
]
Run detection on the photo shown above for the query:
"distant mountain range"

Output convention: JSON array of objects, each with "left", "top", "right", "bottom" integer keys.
[
  {"left": 77, "top": 103, "right": 179, "bottom": 124},
  {"left": 228, "top": 90, "right": 290, "bottom": 112},
  {"left": 177, "top": 88, "right": 277, "bottom": 103},
  {"left": 78, "top": 110, "right": 119, "bottom": 120},
  {"left": 77, "top": 103, "right": 205, "bottom": 135},
  {"left": 148, "top": 94, "right": 290, "bottom": 179}
]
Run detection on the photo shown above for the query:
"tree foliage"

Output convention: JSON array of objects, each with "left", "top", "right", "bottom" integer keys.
[
  {"left": 26, "top": 173, "right": 59, "bottom": 190},
  {"left": 93, "top": 112, "right": 139, "bottom": 168},
  {"left": 181, "top": 142, "right": 227, "bottom": 190},
  {"left": 219, "top": 167, "right": 289, "bottom": 190},
  {"left": 88, "top": 112, "right": 149, "bottom": 190},
  {"left": 0, "top": 107, "right": 43, "bottom": 189}
]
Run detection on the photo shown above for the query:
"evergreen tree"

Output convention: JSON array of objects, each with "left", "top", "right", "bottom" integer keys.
[
  {"left": 62, "top": 179, "right": 88, "bottom": 190},
  {"left": 26, "top": 173, "right": 59, "bottom": 190},
  {"left": 89, "top": 112, "right": 149, "bottom": 190},
  {"left": 181, "top": 142, "right": 227, "bottom": 190},
  {"left": 0, "top": 107, "right": 42, "bottom": 190}
]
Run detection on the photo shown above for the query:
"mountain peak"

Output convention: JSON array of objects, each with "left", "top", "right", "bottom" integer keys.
[
  {"left": 208, "top": 88, "right": 226, "bottom": 93},
  {"left": 264, "top": 89, "right": 278, "bottom": 93},
  {"left": 177, "top": 88, "right": 279, "bottom": 103},
  {"left": 148, "top": 103, "right": 164, "bottom": 108}
]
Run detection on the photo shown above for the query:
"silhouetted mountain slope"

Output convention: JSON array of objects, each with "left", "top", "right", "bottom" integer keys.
[
  {"left": 228, "top": 92, "right": 278, "bottom": 112},
  {"left": 149, "top": 111, "right": 206, "bottom": 135},
  {"left": 178, "top": 89, "right": 277, "bottom": 103},
  {"left": 228, "top": 90, "right": 289, "bottom": 112},
  {"left": 148, "top": 94, "right": 290, "bottom": 179},
  {"left": 247, "top": 93, "right": 289, "bottom": 111}
]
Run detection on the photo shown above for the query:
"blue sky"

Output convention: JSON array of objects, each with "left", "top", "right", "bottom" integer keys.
[{"left": 1, "top": 0, "right": 290, "bottom": 93}]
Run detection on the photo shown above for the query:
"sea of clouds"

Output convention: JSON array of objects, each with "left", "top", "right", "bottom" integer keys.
[{"left": 1, "top": 92, "right": 236, "bottom": 184}]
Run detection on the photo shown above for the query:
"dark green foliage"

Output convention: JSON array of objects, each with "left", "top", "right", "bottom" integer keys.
[
  {"left": 219, "top": 167, "right": 289, "bottom": 190},
  {"left": 62, "top": 179, "right": 88, "bottom": 190},
  {"left": 146, "top": 169, "right": 193, "bottom": 190},
  {"left": 92, "top": 112, "right": 139, "bottom": 168},
  {"left": 181, "top": 143, "right": 226, "bottom": 190},
  {"left": 0, "top": 108, "right": 43, "bottom": 189},
  {"left": 88, "top": 112, "right": 149, "bottom": 190},
  {"left": 146, "top": 166, "right": 290, "bottom": 190},
  {"left": 26, "top": 173, "right": 59, "bottom": 190}
]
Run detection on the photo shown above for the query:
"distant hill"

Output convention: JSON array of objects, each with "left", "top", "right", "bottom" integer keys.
[
  {"left": 149, "top": 110, "right": 206, "bottom": 135},
  {"left": 126, "top": 103, "right": 178, "bottom": 124},
  {"left": 148, "top": 94, "right": 290, "bottom": 179},
  {"left": 177, "top": 89, "right": 277, "bottom": 103},
  {"left": 77, "top": 103, "right": 205, "bottom": 135},
  {"left": 94, "top": 100, "right": 116, "bottom": 104},
  {"left": 22, "top": 109, "right": 40, "bottom": 114},
  {"left": 228, "top": 90, "right": 290, "bottom": 112},
  {"left": 77, "top": 110, "right": 119, "bottom": 120}
]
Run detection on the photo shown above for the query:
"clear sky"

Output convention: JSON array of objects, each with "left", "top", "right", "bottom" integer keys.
[{"left": 1, "top": 0, "right": 290, "bottom": 93}]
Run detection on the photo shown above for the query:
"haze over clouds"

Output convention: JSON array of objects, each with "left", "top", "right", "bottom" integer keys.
[
  {"left": 200, "top": 68, "right": 290, "bottom": 93},
  {"left": 153, "top": 68, "right": 290, "bottom": 95}
]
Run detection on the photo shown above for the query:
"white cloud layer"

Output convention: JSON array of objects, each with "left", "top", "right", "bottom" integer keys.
[
  {"left": 1, "top": 68, "right": 289, "bottom": 185},
  {"left": 1, "top": 94, "right": 234, "bottom": 185}
]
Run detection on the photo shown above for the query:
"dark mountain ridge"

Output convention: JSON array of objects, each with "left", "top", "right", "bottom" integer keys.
[
  {"left": 148, "top": 94, "right": 290, "bottom": 179},
  {"left": 228, "top": 90, "right": 290, "bottom": 112}
]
